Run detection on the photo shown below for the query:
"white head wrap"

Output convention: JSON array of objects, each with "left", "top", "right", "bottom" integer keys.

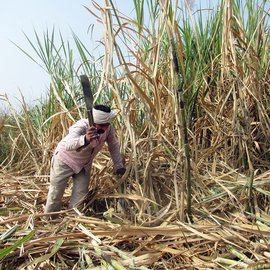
[{"left": 92, "top": 108, "right": 117, "bottom": 124}]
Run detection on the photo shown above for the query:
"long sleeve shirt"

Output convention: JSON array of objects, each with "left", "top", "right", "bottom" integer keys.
[{"left": 55, "top": 119, "right": 124, "bottom": 174}]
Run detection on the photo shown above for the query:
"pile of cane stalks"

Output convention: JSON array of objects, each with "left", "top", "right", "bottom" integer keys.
[
  {"left": 1, "top": 168, "right": 270, "bottom": 270},
  {"left": 1, "top": 0, "right": 270, "bottom": 268}
]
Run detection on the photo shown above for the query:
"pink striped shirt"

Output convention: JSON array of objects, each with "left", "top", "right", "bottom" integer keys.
[{"left": 55, "top": 119, "right": 123, "bottom": 174}]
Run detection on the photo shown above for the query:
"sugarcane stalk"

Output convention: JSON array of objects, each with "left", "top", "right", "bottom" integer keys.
[
  {"left": 246, "top": 170, "right": 255, "bottom": 215},
  {"left": 78, "top": 224, "right": 127, "bottom": 270},
  {"left": 170, "top": 35, "right": 192, "bottom": 222},
  {"left": 214, "top": 257, "right": 248, "bottom": 268},
  {"left": 91, "top": 239, "right": 127, "bottom": 270},
  {"left": 228, "top": 246, "right": 254, "bottom": 264},
  {"left": 108, "top": 246, "right": 151, "bottom": 270},
  {"left": 247, "top": 264, "right": 270, "bottom": 270}
]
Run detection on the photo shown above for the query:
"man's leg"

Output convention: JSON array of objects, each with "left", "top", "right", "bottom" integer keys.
[
  {"left": 69, "top": 168, "right": 90, "bottom": 209},
  {"left": 45, "top": 155, "right": 74, "bottom": 213}
]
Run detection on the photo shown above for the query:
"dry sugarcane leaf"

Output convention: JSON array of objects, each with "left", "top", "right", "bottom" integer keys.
[{"left": 25, "top": 238, "right": 64, "bottom": 267}]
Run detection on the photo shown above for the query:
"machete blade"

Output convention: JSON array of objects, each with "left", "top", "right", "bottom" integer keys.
[{"left": 80, "top": 75, "right": 94, "bottom": 126}]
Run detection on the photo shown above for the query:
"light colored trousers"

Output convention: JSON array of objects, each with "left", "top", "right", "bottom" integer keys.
[{"left": 45, "top": 154, "right": 90, "bottom": 213}]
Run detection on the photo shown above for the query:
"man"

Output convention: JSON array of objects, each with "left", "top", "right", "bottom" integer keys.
[{"left": 45, "top": 104, "right": 125, "bottom": 213}]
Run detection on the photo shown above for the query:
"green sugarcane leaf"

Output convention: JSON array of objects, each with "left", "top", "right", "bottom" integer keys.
[
  {"left": 0, "top": 230, "right": 35, "bottom": 260},
  {"left": 26, "top": 238, "right": 64, "bottom": 267}
]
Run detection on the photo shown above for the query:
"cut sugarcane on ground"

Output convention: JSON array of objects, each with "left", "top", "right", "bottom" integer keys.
[{"left": 1, "top": 0, "right": 270, "bottom": 268}]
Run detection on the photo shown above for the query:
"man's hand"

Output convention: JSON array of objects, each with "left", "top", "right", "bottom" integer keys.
[
  {"left": 115, "top": 167, "right": 126, "bottom": 176},
  {"left": 85, "top": 126, "right": 98, "bottom": 144}
]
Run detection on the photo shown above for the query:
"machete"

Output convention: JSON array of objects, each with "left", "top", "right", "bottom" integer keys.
[{"left": 80, "top": 75, "right": 94, "bottom": 126}]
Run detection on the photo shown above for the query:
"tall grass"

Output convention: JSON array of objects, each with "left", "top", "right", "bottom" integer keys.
[
  {"left": 1, "top": 0, "right": 270, "bottom": 268},
  {"left": 1, "top": 0, "right": 270, "bottom": 219}
]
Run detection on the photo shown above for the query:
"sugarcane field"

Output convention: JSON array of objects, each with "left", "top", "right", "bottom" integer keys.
[{"left": 1, "top": 0, "right": 270, "bottom": 269}]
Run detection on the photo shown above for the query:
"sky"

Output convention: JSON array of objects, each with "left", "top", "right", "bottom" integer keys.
[
  {"left": 0, "top": 0, "right": 106, "bottom": 109},
  {"left": 0, "top": 1, "right": 134, "bottom": 109},
  {"left": 0, "top": 0, "right": 215, "bottom": 111}
]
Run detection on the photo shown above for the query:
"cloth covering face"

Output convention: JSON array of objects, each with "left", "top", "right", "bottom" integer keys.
[{"left": 92, "top": 108, "right": 116, "bottom": 124}]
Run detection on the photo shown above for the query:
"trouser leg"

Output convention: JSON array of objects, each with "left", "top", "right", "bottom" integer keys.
[
  {"left": 45, "top": 155, "right": 74, "bottom": 213},
  {"left": 69, "top": 168, "right": 90, "bottom": 209}
]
